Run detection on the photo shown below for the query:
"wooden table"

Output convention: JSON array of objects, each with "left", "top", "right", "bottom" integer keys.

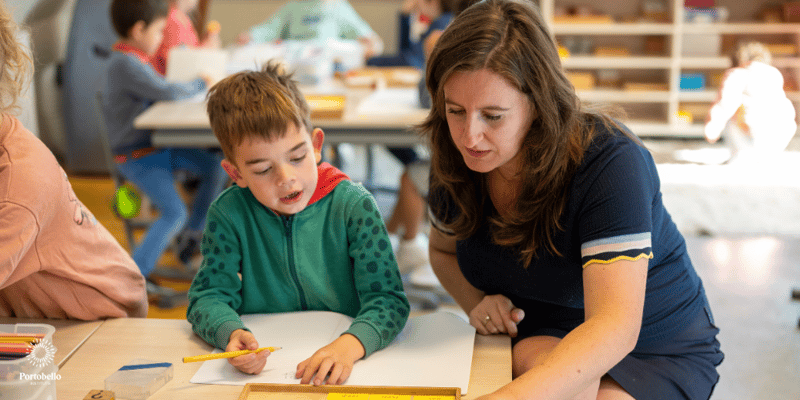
[
  {"left": 135, "top": 85, "right": 431, "bottom": 148},
  {"left": 0, "top": 317, "right": 103, "bottom": 368},
  {"left": 56, "top": 317, "right": 511, "bottom": 400}
]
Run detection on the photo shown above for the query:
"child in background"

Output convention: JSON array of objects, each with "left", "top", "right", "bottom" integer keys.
[
  {"left": 151, "top": 0, "right": 221, "bottom": 76},
  {"left": 101, "top": 0, "right": 229, "bottom": 284},
  {"left": 705, "top": 41, "right": 797, "bottom": 162},
  {"left": 0, "top": 0, "right": 147, "bottom": 319},
  {"left": 367, "top": 0, "right": 454, "bottom": 68},
  {"left": 235, "top": 0, "right": 383, "bottom": 59},
  {"left": 187, "top": 63, "right": 409, "bottom": 384}
]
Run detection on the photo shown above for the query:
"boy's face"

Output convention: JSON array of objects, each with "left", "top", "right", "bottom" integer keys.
[
  {"left": 131, "top": 17, "right": 166, "bottom": 56},
  {"left": 221, "top": 124, "right": 325, "bottom": 216}
]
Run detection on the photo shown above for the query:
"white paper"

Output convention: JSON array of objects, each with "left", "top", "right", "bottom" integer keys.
[
  {"left": 189, "top": 310, "right": 475, "bottom": 392},
  {"left": 355, "top": 88, "right": 423, "bottom": 116},
  {"left": 166, "top": 47, "right": 229, "bottom": 84}
]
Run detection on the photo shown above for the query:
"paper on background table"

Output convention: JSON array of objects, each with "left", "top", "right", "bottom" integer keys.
[
  {"left": 190, "top": 310, "right": 476, "bottom": 392},
  {"left": 166, "top": 47, "right": 229, "bottom": 84},
  {"left": 355, "top": 88, "right": 422, "bottom": 116}
]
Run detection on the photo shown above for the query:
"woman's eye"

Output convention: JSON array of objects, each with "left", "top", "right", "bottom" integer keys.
[
  {"left": 446, "top": 108, "right": 464, "bottom": 116},
  {"left": 484, "top": 114, "right": 501, "bottom": 121}
]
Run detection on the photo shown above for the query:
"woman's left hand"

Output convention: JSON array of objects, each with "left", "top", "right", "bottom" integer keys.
[{"left": 469, "top": 294, "right": 525, "bottom": 337}]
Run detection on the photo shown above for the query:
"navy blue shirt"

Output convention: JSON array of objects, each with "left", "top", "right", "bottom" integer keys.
[{"left": 431, "top": 122, "right": 708, "bottom": 350}]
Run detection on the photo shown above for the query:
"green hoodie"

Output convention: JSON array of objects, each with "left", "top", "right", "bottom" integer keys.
[{"left": 187, "top": 163, "right": 409, "bottom": 356}]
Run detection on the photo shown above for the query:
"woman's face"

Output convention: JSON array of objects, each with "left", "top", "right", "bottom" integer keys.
[{"left": 443, "top": 68, "right": 534, "bottom": 177}]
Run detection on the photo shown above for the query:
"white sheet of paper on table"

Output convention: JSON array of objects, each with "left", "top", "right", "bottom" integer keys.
[
  {"left": 189, "top": 310, "right": 476, "bottom": 393},
  {"left": 355, "top": 88, "right": 423, "bottom": 116}
]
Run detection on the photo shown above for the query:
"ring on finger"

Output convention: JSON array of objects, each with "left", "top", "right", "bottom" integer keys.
[{"left": 482, "top": 315, "right": 491, "bottom": 325}]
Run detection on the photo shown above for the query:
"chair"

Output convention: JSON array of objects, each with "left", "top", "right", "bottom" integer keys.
[{"left": 94, "top": 91, "right": 189, "bottom": 309}]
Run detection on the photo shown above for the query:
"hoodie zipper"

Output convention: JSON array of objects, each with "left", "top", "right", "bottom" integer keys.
[{"left": 282, "top": 215, "right": 308, "bottom": 310}]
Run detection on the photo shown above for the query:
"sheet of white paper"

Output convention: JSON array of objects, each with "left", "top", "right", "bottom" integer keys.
[
  {"left": 166, "top": 47, "right": 229, "bottom": 84},
  {"left": 190, "top": 310, "right": 475, "bottom": 392},
  {"left": 355, "top": 88, "right": 422, "bottom": 116}
]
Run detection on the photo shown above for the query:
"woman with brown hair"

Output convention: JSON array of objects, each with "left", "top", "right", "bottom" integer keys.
[{"left": 422, "top": 0, "right": 723, "bottom": 398}]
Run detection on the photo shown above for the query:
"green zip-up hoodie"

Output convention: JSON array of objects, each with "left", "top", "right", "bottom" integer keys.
[{"left": 187, "top": 163, "right": 409, "bottom": 356}]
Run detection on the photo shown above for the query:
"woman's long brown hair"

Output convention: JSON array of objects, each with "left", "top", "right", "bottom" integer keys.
[{"left": 420, "top": 0, "right": 622, "bottom": 267}]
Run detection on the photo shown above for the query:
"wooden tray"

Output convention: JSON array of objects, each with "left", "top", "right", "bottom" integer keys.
[
  {"left": 238, "top": 383, "right": 460, "bottom": 400},
  {"left": 305, "top": 95, "right": 346, "bottom": 120}
]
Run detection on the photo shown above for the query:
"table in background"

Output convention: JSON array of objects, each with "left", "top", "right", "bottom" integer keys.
[
  {"left": 135, "top": 86, "right": 430, "bottom": 148},
  {"left": 56, "top": 316, "right": 511, "bottom": 400},
  {"left": 0, "top": 317, "right": 103, "bottom": 368}
]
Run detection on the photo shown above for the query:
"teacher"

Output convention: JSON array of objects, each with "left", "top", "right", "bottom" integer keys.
[{"left": 421, "top": 0, "right": 723, "bottom": 399}]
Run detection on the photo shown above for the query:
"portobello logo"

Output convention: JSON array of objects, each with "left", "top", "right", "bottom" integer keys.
[{"left": 27, "top": 339, "right": 56, "bottom": 368}]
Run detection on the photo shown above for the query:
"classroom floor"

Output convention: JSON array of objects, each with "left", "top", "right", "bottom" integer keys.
[{"left": 68, "top": 140, "right": 800, "bottom": 399}]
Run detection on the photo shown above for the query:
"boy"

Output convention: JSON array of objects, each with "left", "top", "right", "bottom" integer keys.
[
  {"left": 187, "top": 63, "right": 409, "bottom": 385},
  {"left": 102, "top": 0, "right": 229, "bottom": 282}
]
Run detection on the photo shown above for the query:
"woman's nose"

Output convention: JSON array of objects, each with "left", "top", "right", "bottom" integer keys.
[{"left": 462, "top": 116, "right": 484, "bottom": 147}]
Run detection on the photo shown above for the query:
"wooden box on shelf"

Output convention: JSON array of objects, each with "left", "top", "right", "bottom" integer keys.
[
  {"left": 566, "top": 72, "right": 596, "bottom": 90},
  {"left": 624, "top": 82, "right": 669, "bottom": 91}
]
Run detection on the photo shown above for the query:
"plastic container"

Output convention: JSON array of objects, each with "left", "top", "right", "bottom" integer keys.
[
  {"left": 0, "top": 323, "right": 58, "bottom": 400},
  {"left": 104, "top": 358, "right": 173, "bottom": 400}
]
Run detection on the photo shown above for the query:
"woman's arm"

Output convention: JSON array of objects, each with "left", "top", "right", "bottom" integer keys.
[
  {"left": 487, "top": 258, "right": 647, "bottom": 400},
  {"left": 428, "top": 228, "right": 484, "bottom": 314}
]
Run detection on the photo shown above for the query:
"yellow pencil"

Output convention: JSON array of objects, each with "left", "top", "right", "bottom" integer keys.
[{"left": 182, "top": 347, "right": 281, "bottom": 363}]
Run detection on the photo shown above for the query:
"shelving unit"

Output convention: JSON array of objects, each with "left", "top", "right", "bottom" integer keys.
[{"left": 539, "top": 0, "right": 800, "bottom": 137}]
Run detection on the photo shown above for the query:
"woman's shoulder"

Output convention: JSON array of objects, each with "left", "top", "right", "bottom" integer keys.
[{"left": 579, "top": 118, "right": 654, "bottom": 179}]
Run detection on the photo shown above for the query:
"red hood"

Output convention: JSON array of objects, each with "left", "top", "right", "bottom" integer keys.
[
  {"left": 308, "top": 162, "right": 350, "bottom": 206},
  {"left": 112, "top": 42, "right": 151, "bottom": 64}
]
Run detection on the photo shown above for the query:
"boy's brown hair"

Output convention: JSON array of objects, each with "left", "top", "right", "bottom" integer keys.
[{"left": 206, "top": 62, "right": 312, "bottom": 163}]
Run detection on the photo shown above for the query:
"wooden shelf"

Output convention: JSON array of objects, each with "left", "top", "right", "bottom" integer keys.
[
  {"left": 562, "top": 56, "right": 672, "bottom": 69},
  {"left": 627, "top": 121, "right": 704, "bottom": 137},
  {"left": 578, "top": 89, "right": 671, "bottom": 103},
  {"left": 681, "top": 23, "right": 800, "bottom": 34},
  {"left": 543, "top": 0, "right": 800, "bottom": 138},
  {"left": 680, "top": 57, "right": 732, "bottom": 69},
  {"left": 552, "top": 23, "right": 674, "bottom": 35}
]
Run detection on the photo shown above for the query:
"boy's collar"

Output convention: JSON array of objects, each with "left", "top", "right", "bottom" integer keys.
[
  {"left": 112, "top": 41, "right": 151, "bottom": 64},
  {"left": 307, "top": 162, "right": 350, "bottom": 206}
]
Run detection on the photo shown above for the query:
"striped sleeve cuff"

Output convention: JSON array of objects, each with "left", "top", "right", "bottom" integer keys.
[{"left": 581, "top": 232, "right": 653, "bottom": 268}]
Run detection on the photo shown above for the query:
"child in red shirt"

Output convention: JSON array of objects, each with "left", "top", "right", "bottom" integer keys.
[{"left": 151, "top": 0, "right": 221, "bottom": 75}]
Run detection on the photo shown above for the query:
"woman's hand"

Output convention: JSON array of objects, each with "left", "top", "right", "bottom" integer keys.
[
  {"left": 296, "top": 333, "right": 365, "bottom": 385},
  {"left": 226, "top": 329, "right": 270, "bottom": 374},
  {"left": 469, "top": 294, "right": 525, "bottom": 337}
]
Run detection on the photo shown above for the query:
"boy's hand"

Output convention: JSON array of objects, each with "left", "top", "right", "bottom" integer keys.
[
  {"left": 227, "top": 329, "right": 270, "bottom": 374},
  {"left": 296, "top": 333, "right": 365, "bottom": 385}
]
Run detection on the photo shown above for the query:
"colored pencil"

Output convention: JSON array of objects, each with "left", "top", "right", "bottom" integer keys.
[{"left": 182, "top": 346, "right": 281, "bottom": 363}]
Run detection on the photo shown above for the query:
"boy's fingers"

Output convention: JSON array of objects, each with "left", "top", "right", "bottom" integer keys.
[
  {"left": 328, "top": 363, "right": 345, "bottom": 385},
  {"left": 314, "top": 358, "right": 335, "bottom": 385},
  {"left": 300, "top": 358, "right": 321, "bottom": 384}
]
